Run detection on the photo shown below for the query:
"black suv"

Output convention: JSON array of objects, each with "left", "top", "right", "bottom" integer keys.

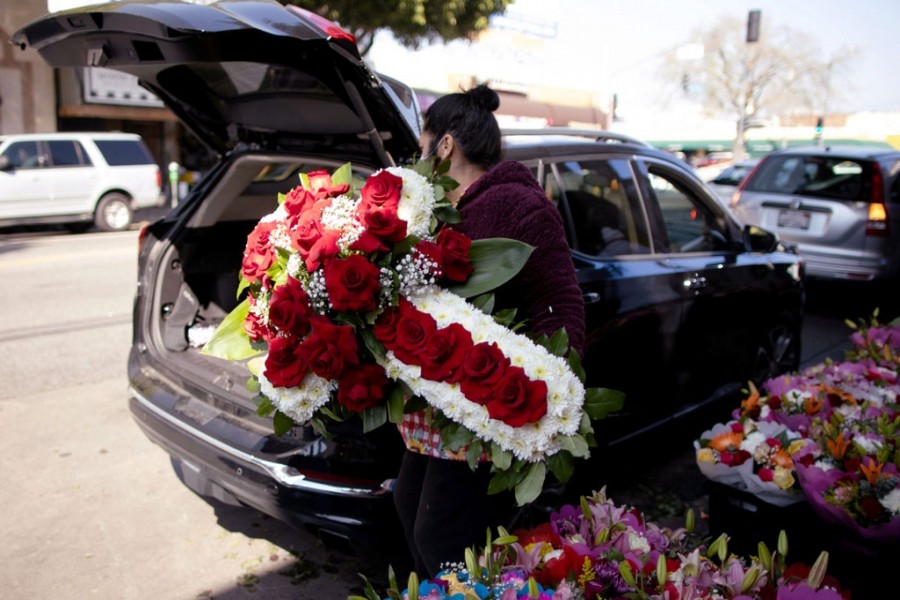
[{"left": 16, "top": 0, "right": 804, "bottom": 560}]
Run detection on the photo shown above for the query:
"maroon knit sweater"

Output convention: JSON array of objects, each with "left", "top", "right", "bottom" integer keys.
[{"left": 454, "top": 160, "right": 585, "bottom": 354}]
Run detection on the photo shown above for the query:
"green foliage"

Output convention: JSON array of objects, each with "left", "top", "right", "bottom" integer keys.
[
  {"left": 282, "top": 0, "right": 512, "bottom": 55},
  {"left": 200, "top": 298, "right": 264, "bottom": 361},
  {"left": 448, "top": 238, "right": 534, "bottom": 298}
]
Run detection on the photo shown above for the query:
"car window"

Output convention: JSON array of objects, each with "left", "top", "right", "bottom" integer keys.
[
  {"left": 644, "top": 166, "right": 726, "bottom": 253},
  {"left": 888, "top": 160, "right": 900, "bottom": 203},
  {"left": 549, "top": 158, "right": 651, "bottom": 256},
  {"left": 94, "top": 139, "right": 155, "bottom": 166},
  {"left": 745, "top": 155, "right": 866, "bottom": 201},
  {"left": 47, "top": 140, "right": 90, "bottom": 167},
  {"left": 2, "top": 141, "right": 42, "bottom": 169}
]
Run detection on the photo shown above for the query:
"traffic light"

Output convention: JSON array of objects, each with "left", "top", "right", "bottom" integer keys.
[{"left": 747, "top": 10, "right": 761, "bottom": 43}]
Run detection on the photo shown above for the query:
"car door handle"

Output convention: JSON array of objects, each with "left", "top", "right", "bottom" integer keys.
[
  {"left": 583, "top": 292, "right": 602, "bottom": 304},
  {"left": 684, "top": 275, "right": 708, "bottom": 291}
]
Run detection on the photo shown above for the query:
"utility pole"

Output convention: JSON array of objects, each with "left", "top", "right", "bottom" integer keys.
[{"left": 735, "top": 10, "right": 761, "bottom": 161}]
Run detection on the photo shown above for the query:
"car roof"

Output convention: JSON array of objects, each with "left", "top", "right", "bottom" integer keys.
[
  {"left": 0, "top": 132, "right": 142, "bottom": 141},
  {"left": 768, "top": 144, "right": 900, "bottom": 160},
  {"left": 500, "top": 128, "right": 676, "bottom": 162}
]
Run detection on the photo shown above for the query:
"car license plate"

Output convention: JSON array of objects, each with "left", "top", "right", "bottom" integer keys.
[{"left": 777, "top": 209, "right": 811, "bottom": 229}]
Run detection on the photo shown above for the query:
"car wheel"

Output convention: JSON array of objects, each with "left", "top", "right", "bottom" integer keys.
[
  {"left": 751, "top": 317, "right": 801, "bottom": 384},
  {"left": 94, "top": 193, "right": 133, "bottom": 231}
]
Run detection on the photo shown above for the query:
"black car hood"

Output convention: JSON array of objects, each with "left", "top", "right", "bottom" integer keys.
[{"left": 13, "top": 0, "right": 422, "bottom": 164}]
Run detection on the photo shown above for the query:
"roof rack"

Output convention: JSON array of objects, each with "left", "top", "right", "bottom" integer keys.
[{"left": 501, "top": 127, "right": 652, "bottom": 147}]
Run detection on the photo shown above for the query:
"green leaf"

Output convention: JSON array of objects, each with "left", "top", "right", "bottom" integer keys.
[
  {"left": 256, "top": 396, "right": 275, "bottom": 417},
  {"left": 236, "top": 276, "right": 250, "bottom": 300},
  {"left": 558, "top": 435, "right": 590, "bottom": 458},
  {"left": 567, "top": 350, "right": 586, "bottom": 383},
  {"left": 413, "top": 159, "right": 434, "bottom": 178},
  {"left": 465, "top": 441, "right": 484, "bottom": 471},
  {"left": 583, "top": 387, "right": 625, "bottom": 420},
  {"left": 547, "top": 450, "right": 575, "bottom": 483},
  {"left": 491, "top": 443, "right": 512, "bottom": 471},
  {"left": 433, "top": 204, "right": 462, "bottom": 224},
  {"left": 246, "top": 376, "right": 260, "bottom": 394},
  {"left": 403, "top": 394, "right": 428, "bottom": 414},
  {"left": 273, "top": 411, "right": 294, "bottom": 436},
  {"left": 547, "top": 328, "right": 570, "bottom": 357},
  {"left": 470, "top": 293, "right": 496, "bottom": 315},
  {"left": 443, "top": 424, "right": 475, "bottom": 452},
  {"left": 362, "top": 405, "right": 387, "bottom": 433},
  {"left": 387, "top": 387, "right": 406, "bottom": 423},
  {"left": 200, "top": 298, "right": 263, "bottom": 361},
  {"left": 331, "top": 162, "right": 353, "bottom": 186},
  {"left": 514, "top": 462, "right": 546, "bottom": 506},
  {"left": 488, "top": 468, "right": 523, "bottom": 495},
  {"left": 492, "top": 307, "right": 518, "bottom": 326},
  {"left": 448, "top": 238, "right": 534, "bottom": 298}
]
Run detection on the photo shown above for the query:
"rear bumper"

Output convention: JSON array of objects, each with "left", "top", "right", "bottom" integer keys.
[{"left": 127, "top": 377, "right": 400, "bottom": 556}]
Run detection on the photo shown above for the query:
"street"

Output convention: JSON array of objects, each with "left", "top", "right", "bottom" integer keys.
[{"left": 0, "top": 224, "right": 888, "bottom": 599}]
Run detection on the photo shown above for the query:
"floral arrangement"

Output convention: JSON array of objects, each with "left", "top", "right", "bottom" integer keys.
[
  {"left": 201, "top": 161, "right": 623, "bottom": 504},
  {"left": 352, "top": 488, "right": 849, "bottom": 600},
  {"left": 695, "top": 313, "right": 900, "bottom": 545}
]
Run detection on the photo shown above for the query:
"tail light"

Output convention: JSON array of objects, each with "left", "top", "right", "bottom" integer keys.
[
  {"left": 865, "top": 164, "right": 889, "bottom": 237},
  {"left": 155, "top": 167, "right": 162, "bottom": 191},
  {"left": 138, "top": 224, "right": 150, "bottom": 253}
]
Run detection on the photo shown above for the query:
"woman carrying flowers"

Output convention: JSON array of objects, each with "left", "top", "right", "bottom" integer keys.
[{"left": 392, "top": 83, "right": 586, "bottom": 577}]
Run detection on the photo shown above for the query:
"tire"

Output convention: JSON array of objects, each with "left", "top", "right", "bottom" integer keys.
[
  {"left": 94, "top": 192, "right": 133, "bottom": 231},
  {"left": 751, "top": 316, "right": 801, "bottom": 384}
]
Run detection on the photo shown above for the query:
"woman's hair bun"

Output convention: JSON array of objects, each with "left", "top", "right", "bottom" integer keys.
[{"left": 466, "top": 84, "right": 500, "bottom": 113}]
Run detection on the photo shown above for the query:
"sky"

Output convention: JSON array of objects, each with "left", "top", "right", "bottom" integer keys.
[{"left": 367, "top": 0, "right": 900, "bottom": 118}]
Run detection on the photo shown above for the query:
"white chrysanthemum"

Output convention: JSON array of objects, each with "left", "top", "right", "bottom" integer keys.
[
  {"left": 386, "top": 166, "right": 435, "bottom": 238},
  {"left": 854, "top": 436, "right": 883, "bottom": 454},
  {"left": 378, "top": 287, "right": 586, "bottom": 462},
  {"left": 258, "top": 368, "right": 335, "bottom": 424},
  {"left": 880, "top": 487, "right": 900, "bottom": 515}
]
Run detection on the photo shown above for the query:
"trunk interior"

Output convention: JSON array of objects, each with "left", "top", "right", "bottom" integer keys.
[{"left": 141, "top": 152, "right": 404, "bottom": 483}]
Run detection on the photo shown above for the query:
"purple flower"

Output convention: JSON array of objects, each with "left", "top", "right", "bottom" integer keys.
[{"left": 776, "top": 582, "right": 844, "bottom": 600}]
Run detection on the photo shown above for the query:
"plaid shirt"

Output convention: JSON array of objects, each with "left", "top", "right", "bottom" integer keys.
[{"left": 398, "top": 409, "right": 489, "bottom": 462}]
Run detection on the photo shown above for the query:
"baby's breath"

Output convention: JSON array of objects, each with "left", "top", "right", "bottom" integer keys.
[{"left": 303, "top": 270, "right": 331, "bottom": 314}]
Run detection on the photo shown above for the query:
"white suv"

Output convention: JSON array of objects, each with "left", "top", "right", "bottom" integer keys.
[{"left": 0, "top": 132, "right": 162, "bottom": 231}]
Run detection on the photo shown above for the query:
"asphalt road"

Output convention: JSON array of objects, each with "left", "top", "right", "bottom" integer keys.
[{"left": 0, "top": 222, "right": 890, "bottom": 599}]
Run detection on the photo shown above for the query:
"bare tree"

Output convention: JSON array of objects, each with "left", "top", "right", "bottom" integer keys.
[{"left": 661, "top": 17, "right": 854, "bottom": 159}]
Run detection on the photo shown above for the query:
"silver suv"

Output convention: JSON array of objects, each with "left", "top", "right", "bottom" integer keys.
[
  {"left": 732, "top": 145, "right": 900, "bottom": 282},
  {"left": 0, "top": 132, "right": 162, "bottom": 231}
]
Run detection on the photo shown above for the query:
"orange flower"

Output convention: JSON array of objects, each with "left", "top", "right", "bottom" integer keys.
[
  {"left": 709, "top": 431, "right": 743, "bottom": 452},
  {"left": 860, "top": 458, "right": 884, "bottom": 486},
  {"left": 771, "top": 449, "right": 793, "bottom": 469},
  {"left": 740, "top": 382, "right": 761, "bottom": 417},
  {"left": 825, "top": 432, "right": 850, "bottom": 461},
  {"left": 802, "top": 396, "right": 824, "bottom": 415},
  {"left": 821, "top": 386, "right": 857, "bottom": 408}
]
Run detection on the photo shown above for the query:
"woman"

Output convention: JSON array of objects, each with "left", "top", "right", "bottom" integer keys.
[{"left": 393, "top": 84, "right": 585, "bottom": 577}]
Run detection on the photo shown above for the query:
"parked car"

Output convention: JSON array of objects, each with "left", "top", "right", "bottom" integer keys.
[
  {"left": 707, "top": 158, "right": 760, "bottom": 206},
  {"left": 0, "top": 132, "right": 162, "bottom": 231},
  {"left": 731, "top": 145, "right": 900, "bottom": 282},
  {"left": 15, "top": 0, "right": 805, "bottom": 562}
]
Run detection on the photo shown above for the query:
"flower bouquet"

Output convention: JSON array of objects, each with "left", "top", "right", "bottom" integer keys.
[
  {"left": 352, "top": 488, "right": 849, "bottom": 600},
  {"left": 695, "top": 410, "right": 809, "bottom": 506},
  {"left": 201, "top": 160, "right": 623, "bottom": 504}
]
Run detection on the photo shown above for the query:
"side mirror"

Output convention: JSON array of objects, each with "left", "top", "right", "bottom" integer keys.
[
  {"left": 743, "top": 224, "right": 778, "bottom": 253},
  {"left": 0, "top": 155, "right": 11, "bottom": 171}
]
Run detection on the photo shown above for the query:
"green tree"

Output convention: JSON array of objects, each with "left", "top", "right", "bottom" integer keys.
[
  {"left": 661, "top": 16, "right": 854, "bottom": 159},
  {"left": 282, "top": 0, "right": 513, "bottom": 56}
]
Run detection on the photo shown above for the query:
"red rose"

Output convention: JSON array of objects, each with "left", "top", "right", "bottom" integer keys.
[
  {"left": 242, "top": 221, "right": 277, "bottom": 283},
  {"left": 459, "top": 342, "right": 509, "bottom": 404},
  {"left": 268, "top": 276, "right": 314, "bottom": 336},
  {"left": 392, "top": 299, "right": 437, "bottom": 365},
  {"left": 373, "top": 305, "right": 401, "bottom": 348},
  {"left": 291, "top": 209, "right": 325, "bottom": 256},
  {"left": 859, "top": 495, "right": 885, "bottom": 521},
  {"left": 535, "top": 545, "right": 580, "bottom": 588},
  {"left": 359, "top": 170, "right": 402, "bottom": 212},
  {"left": 283, "top": 186, "right": 316, "bottom": 217},
  {"left": 758, "top": 467, "right": 774, "bottom": 482},
  {"left": 720, "top": 449, "right": 751, "bottom": 466},
  {"left": 243, "top": 307, "right": 272, "bottom": 343},
  {"left": 337, "top": 364, "right": 388, "bottom": 412},
  {"left": 419, "top": 323, "right": 474, "bottom": 382},
  {"left": 301, "top": 317, "right": 360, "bottom": 380},
  {"left": 324, "top": 254, "right": 383, "bottom": 313},
  {"left": 360, "top": 207, "right": 407, "bottom": 243},
  {"left": 349, "top": 230, "right": 388, "bottom": 254},
  {"left": 436, "top": 228, "right": 474, "bottom": 282},
  {"left": 305, "top": 229, "right": 341, "bottom": 271},
  {"left": 307, "top": 169, "right": 350, "bottom": 198},
  {"left": 264, "top": 335, "right": 310, "bottom": 388},
  {"left": 485, "top": 366, "right": 548, "bottom": 427}
]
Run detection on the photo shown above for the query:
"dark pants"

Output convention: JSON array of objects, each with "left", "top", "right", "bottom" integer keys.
[{"left": 392, "top": 451, "right": 513, "bottom": 578}]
